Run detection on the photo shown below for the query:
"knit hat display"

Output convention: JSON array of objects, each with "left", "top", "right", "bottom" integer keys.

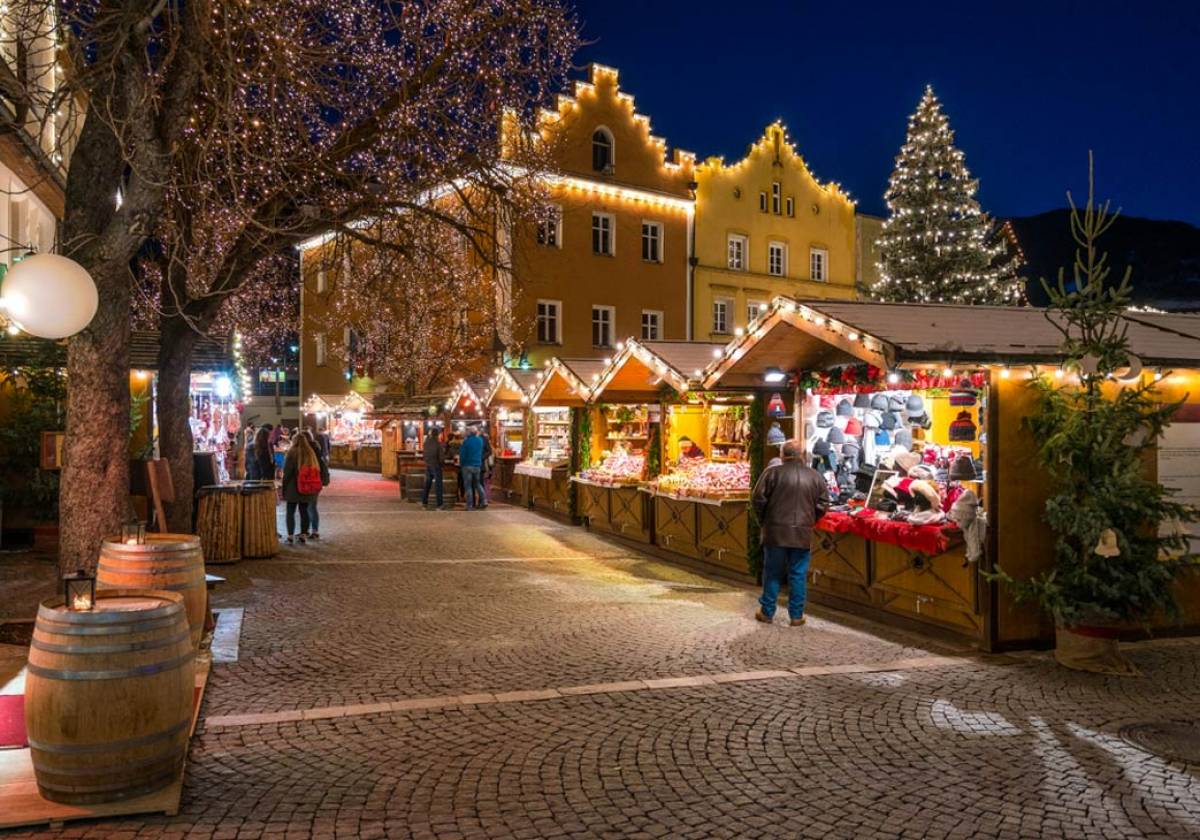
[
  {"left": 907, "top": 412, "right": 932, "bottom": 430},
  {"left": 909, "top": 479, "right": 942, "bottom": 512},
  {"left": 870, "top": 393, "right": 889, "bottom": 412},
  {"left": 819, "top": 394, "right": 835, "bottom": 409},
  {"left": 767, "top": 422, "right": 786, "bottom": 445},
  {"left": 875, "top": 428, "right": 890, "bottom": 446},
  {"left": 863, "top": 411, "right": 882, "bottom": 429},
  {"left": 893, "top": 450, "right": 922, "bottom": 475},
  {"left": 904, "top": 394, "right": 925, "bottom": 414},
  {"left": 836, "top": 398, "right": 854, "bottom": 417},
  {"left": 827, "top": 427, "right": 846, "bottom": 445},
  {"left": 948, "top": 410, "right": 977, "bottom": 442},
  {"left": 881, "top": 412, "right": 899, "bottom": 431},
  {"left": 767, "top": 392, "right": 787, "bottom": 417},
  {"left": 812, "top": 438, "right": 837, "bottom": 471},
  {"left": 815, "top": 409, "right": 835, "bottom": 428},
  {"left": 949, "top": 379, "right": 977, "bottom": 407},
  {"left": 907, "top": 464, "right": 936, "bottom": 482},
  {"left": 949, "top": 456, "right": 978, "bottom": 481},
  {"left": 853, "top": 393, "right": 872, "bottom": 409},
  {"left": 893, "top": 428, "right": 913, "bottom": 450},
  {"left": 844, "top": 417, "right": 863, "bottom": 437},
  {"left": 888, "top": 395, "right": 905, "bottom": 412}
]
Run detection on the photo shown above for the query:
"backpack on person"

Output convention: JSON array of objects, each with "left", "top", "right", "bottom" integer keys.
[{"left": 298, "top": 463, "right": 323, "bottom": 495}]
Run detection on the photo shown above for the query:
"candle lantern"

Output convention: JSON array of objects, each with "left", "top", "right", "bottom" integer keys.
[
  {"left": 121, "top": 520, "right": 146, "bottom": 545},
  {"left": 63, "top": 569, "right": 96, "bottom": 611}
]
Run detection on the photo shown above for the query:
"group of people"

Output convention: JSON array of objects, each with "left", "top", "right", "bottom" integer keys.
[
  {"left": 421, "top": 425, "right": 492, "bottom": 510},
  {"left": 242, "top": 422, "right": 332, "bottom": 544}
]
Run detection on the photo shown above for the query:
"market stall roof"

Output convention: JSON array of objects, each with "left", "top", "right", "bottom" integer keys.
[
  {"left": 337, "top": 391, "right": 374, "bottom": 414},
  {"left": 484, "top": 367, "right": 539, "bottom": 406},
  {"left": 372, "top": 393, "right": 449, "bottom": 418},
  {"left": 703, "top": 298, "right": 1200, "bottom": 388},
  {"left": 447, "top": 377, "right": 489, "bottom": 418},
  {"left": 301, "top": 394, "right": 340, "bottom": 415},
  {"left": 590, "top": 339, "right": 725, "bottom": 400},
  {"left": 0, "top": 330, "right": 233, "bottom": 372},
  {"left": 529, "top": 357, "right": 606, "bottom": 406}
]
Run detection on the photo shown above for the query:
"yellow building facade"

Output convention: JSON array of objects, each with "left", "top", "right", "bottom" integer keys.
[{"left": 692, "top": 123, "right": 856, "bottom": 342}]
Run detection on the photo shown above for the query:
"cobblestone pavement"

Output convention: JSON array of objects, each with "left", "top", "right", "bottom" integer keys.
[{"left": 5, "top": 471, "right": 1200, "bottom": 838}]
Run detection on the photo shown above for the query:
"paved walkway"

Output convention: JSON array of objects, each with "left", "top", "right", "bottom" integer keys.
[{"left": 5, "top": 470, "right": 1200, "bottom": 838}]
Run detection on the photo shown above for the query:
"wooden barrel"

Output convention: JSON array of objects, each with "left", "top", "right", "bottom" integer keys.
[
  {"left": 241, "top": 481, "right": 279, "bottom": 558},
  {"left": 25, "top": 590, "right": 194, "bottom": 804},
  {"left": 195, "top": 486, "right": 242, "bottom": 564},
  {"left": 97, "top": 534, "right": 207, "bottom": 648}
]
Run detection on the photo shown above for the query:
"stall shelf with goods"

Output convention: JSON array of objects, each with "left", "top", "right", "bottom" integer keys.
[
  {"left": 516, "top": 358, "right": 604, "bottom": 516},
  {"left": 302, "top": 391, "right": 380, "bottom": 470},
  {"left": 483, "top": 368, "right": 540, "bottom": 502},
  {"left": 702, "top": 296, "right": 1200, "bottom": 648},
  {"left": 371, "top": 393, "right": 448, "bottom": 483}
]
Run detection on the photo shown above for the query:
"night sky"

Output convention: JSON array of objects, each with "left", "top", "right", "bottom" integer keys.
[{"left": 572, "top": 0, "right": 1200, "bottom": 225}]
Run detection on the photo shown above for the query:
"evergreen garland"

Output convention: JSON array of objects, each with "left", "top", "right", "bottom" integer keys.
[
  {"left": 993, "top": 163, "right": 1198, "bottom": 626},
  {"left": 568, "top": 407, "right": 591, "bottom": 520},
  {"left": 746, "top": 392, "right": 765, "bottom": 577},
  {"left": 872, "top": 86, "right": 1023, "bottom": 305}
]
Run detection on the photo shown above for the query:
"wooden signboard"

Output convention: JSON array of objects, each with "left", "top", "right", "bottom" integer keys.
[{"left": 38, "top": 432, "right": 64, "bottom": 471}]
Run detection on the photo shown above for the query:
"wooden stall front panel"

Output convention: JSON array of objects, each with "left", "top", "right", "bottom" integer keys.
[
  {"left": 605, "top": 486, "right": 652, "bottom": 543},
  {"left": 809, "top": 531, "right": 871, "bottom": 603},
  {"left": 577, "top": 482, "right": 609, "bottom": 527},
  {"left": 871, "top": 541, "right": 983, "bottom": 638},
  {"left": 697, "top": 502, "right": 750, "bottom": 573},
  {"left": 653, "top": 496, "right": 702, "bottom": 559},
  {"left": 532, "top": 473, "right": 570, "bottom": 516},
  {"left": 356, "top": 446, "right": 381, "bottom": 470}
]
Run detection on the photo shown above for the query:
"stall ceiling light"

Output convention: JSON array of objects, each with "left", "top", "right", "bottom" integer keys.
[{"left": 763, "top": 367, "right": 786, "bottom": 384}]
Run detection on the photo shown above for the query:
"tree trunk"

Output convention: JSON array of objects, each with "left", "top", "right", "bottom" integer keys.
[
  {"left": 58, "top": 260, "right": 132, "bottom": 572},
  {"left": 157, "top": 316, "right": 200, "bottom": 533}
]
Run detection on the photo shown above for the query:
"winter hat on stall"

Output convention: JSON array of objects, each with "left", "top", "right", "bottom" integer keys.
[
  {"left": 827, "top": 427, "right": 846, "bottom": 445},
  {"left": 863, "top": 411, "right": 882, "bottom": 429},
  {"left": 870, "top": 393, "right": 889, "bottom": 412},
  {"left": 893, "top": 428, "right": 914, "bottom": 450},
  {"left": 907, "top": 464, "right": 936, "bottom": 482},
  {"left": 767, "top": 392, "right": 787, "bottom": 417},
  {"left": 812, "top": 438, "right": 837, "bottom": 471},
  {"left": 909, "top": 479, "right": 942, "bottom": 512},
  {"left": 893, "top": 450, "right": 922, "bottom": 475},
  {"left": 948, "top": 410, "right": 977, "bottom": 442},
  {"left": 949, "top": 379, "right": 977, "bottom": 407},
  {"left": 881, "top": 412, "right": 899, "bottom": 431},
  {"left": 836, "top": 398, "right": 854, "bottom": 417},
  {"left": 815, "top": 409, "right": 835, "bottom": 428},
  {"left": 767, "top": 422, "right": 787, "bottom": 445},
  {"left": 875, "top": 428, "right": 891, "bottom": 447},
  {"left": 819, "top": 394, "right": 835, "bottom": 409},
  {"left": 907, "top": 411, "right": 932, "bottom": 430},
  {"left": 949, "top": 456, "right": 978, "bottom": 481},
  {"left": 888, "top": 395, "right": 905, "bottom": 412},
  {"left": 844, "top": 417, "right": 863, "bottom": 437},
  {"left": 904, "top": 394, "right": 925, "bottom": 414},
  {"left": 853, "top": 393, "right": 872, "bottom": 409}
]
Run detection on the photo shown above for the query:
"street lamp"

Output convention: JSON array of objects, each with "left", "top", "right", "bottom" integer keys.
[{"left": 0, "top": 254, "right": 98, "bottom": 339}]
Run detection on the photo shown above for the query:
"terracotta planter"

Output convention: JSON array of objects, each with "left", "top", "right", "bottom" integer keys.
[{"left": 1054, "top": 623, "right": 1139, "bottom": 676}]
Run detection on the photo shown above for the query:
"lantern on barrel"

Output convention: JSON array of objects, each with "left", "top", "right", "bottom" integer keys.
[
  {"left": 62, "top": 569, "right": 95, "bottom": 612},
  {"left": 122, "top": 520, "right": 147, "bottom": 545}
]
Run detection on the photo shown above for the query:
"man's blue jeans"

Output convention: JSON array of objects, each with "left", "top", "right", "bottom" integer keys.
[
  {"left": 759, "top": 546, "right": 812, "bottom": 620},
  {"left": 462, "top": 466, "right": 482, "bottom": 509},
  {"left": 423, "top": 465, "right": 444, "bottom": 507}
]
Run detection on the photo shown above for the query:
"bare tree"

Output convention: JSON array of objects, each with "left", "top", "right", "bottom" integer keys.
[{"left": 2, "top": 0, "right": 578, "bottom": 557}]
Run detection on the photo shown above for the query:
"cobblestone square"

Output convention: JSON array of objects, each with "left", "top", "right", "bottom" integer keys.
[{"left": 4, "top": 471, "right": 1200, "bottom": 838}]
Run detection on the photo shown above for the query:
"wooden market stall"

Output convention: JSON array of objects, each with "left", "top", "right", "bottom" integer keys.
[
  {"left": 301, "top": 392, "right": 380, "bottom": 470},
  {"left": 372, "top": 393, "right": 448, "bottom": 481},
  {"left": 704, "top": 296, "right": 1200, "bottom": 649},
  {"left": 516, "top": 358, "right": 605, "bottom": 517},
  {"left": 482, "top": 368, "right": 540, "bottom": 503}
]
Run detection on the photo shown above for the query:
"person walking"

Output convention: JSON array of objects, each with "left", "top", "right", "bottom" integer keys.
[
  {"left": 422, "top": 427, "right": 446, "bottom": 510},
  {"left": 299, "top": 430, "right": 330, "bottom": 539},
  {"left": 459, "top": 427, "right": 485, "bottom": 510},
  {"left": 478, "top": 427, "right": 493, "bottom": 508},
  {"left": 253, "top": 426, "right": 275, "bottom": 485},
  {"left": 281, "top": 432, "right": 321, "bottom": 544},
  {"left": 751, "top": 439, "right": 829, "bottom": 626}
]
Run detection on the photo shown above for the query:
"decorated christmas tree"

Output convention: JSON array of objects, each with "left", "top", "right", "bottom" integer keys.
[{"left": 872, "top": 86, "right": 1024, "bottom": 305}]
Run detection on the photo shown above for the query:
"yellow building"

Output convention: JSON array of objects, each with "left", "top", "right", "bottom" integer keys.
[{"left": 691, "top": 123, "right": 856, "bottom": 342}]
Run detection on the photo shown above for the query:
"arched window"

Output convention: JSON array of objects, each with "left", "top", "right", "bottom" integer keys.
[{"left": 592, "top": 128, "right": 614, "bottom": 172}]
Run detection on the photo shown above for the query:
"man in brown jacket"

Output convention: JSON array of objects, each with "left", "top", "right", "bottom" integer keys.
[{"left": 752, "top": 440, "right": 829, "bottom": 625}]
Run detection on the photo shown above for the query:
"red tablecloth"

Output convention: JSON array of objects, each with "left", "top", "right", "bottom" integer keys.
[{"left": 815, "top": 509, "right": 955, "bottom": 556}]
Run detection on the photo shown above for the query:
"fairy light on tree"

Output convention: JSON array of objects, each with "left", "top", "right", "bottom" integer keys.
[{"left": 871, "top": 86, "right": 1024, "bottom": 306}]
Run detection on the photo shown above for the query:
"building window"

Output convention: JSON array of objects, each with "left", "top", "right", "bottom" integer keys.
[
  {"left": 758, "top": 191, "right": 767, "bottom": 212},
  {"left": 592, "top": 212, "right": 614, "bottom": 256},
  {"left": 747, "top": 300, "right": 766, "bottom": 325},
  {"left": 592, "top": 305, "right": 614, "bottom": 348},
  {"left": 315, "top": 266, "right": 327, "bottom": 294},
  {"left": 536, "top": 206, "right": 562, "bottom": 248},
  {"left": 727, "top": 234, "right": 747, "bottom": 271},
  {"left": 810, "top": 247, "right": 828, "bottom": 282},
  {"left": 786, "top": 197, "right": 794, "bottom": 217},
  {"left": 771, "top": 181, "right": 781, "bottom": 215},
  {"left": 315, "top": 333, "right": 327, "bottom": 367},
  {"left": 641, "top": 221, "right": 663, "bottom": 262},
  {"left": 592, "top": 127, "right": 614, "bottom": 172},
  {"left": 712, "top": 299, "right": 730, "bottom": 335},
  {"left": 768, "top": 242, "right": 787, "bottom": 277},
  {"left": 537, "top": 299, "right": 561, "bottom": 344},
  {"left": 641, "top": 310, "right": 662, "bottom": 340}
]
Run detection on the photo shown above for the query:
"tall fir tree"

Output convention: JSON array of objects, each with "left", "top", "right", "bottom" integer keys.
[{"left": 872, "top": 86, "right": 1024, "bottom": 305}]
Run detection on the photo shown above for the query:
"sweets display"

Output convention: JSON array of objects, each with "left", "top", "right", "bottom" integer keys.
[
  {"left": 579, "top": 452, "right": 645, "bottom": 486},
  {"left": 655, "top": 459, "right": 750, "bottom": 499}
]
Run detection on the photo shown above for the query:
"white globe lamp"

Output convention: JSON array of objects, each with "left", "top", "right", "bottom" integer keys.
[{"left": 0, "top": 254, "right": 99, "bottom": 339}]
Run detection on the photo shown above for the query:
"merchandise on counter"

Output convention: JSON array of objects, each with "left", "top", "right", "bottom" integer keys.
[
  {"left": 527, "top": 407, "right": 570, "bottom": 465},
  {"left": 579, "top": 451, "right": 645, "bottom": 485},
  {"left": 655, "top": 459, "right": 750, "bottom": 499}
]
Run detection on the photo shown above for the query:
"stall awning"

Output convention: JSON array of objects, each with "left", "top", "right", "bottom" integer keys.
[
  {"left": 0, "top": 330, "right": 233, "bottom": 372},
  {"left": 590, "top": 339, "right": 726, "bottom": 400},
  {"left": 485, "top": 367, "right": 539, "bottom": 407},
  {"left": 529, "top": 357, "right": 607, "bottom": 406},
  {"left": 703, "top": 298, "right": 1200, "bottom": 388}
]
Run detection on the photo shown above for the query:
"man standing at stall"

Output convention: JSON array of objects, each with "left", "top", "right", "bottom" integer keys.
[
  {"left": 751, "top": 440, "right": 829, "bottom": 626},
  {"left": 422, "top": 427, "right": 446, "bottom": 510},
  {"left": 460, "top": 426, "right": 486, "bottom": 510}
]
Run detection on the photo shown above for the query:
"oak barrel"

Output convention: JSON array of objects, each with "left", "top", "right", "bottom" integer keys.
[
  {"left": 240, "top": 481, "right": 279, "bottom": 558},
  {"left": 25, "top": 590, "right": 195, "bottom": 804},
  {"left": 195, "top": 486, "right": 243, "bottom": 564},
  {"left": 97, "top": 534, "right": 207, "bottom": 648}
]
